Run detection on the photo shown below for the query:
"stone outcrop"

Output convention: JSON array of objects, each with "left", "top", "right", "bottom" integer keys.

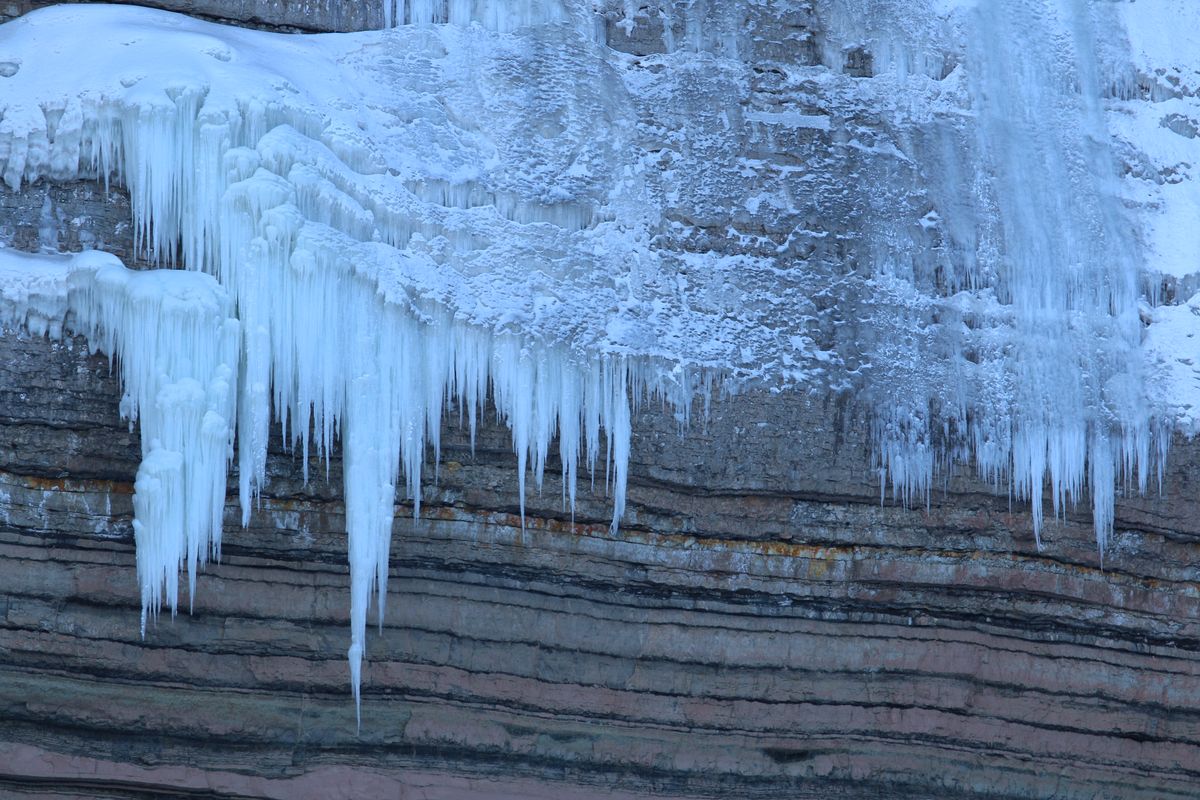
[
  {"left": 4, "top": 312, "right": 1200, "bottom": 800},
  {"left": 2, "top": 2, "right": 1200, "bottom": 798}
]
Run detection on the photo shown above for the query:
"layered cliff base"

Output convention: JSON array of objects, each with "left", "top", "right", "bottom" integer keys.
[{"left": 3, "top": 330, "right": 1200, "bottom": 799}]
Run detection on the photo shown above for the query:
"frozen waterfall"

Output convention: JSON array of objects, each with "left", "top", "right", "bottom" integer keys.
[{"left": 1, "top": 0, "right": 1198, "bottom": 716}]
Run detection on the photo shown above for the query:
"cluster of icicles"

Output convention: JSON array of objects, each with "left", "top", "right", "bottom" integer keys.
[
  {"left": 857, "top": 0, "right": 1167, "bottom": 558},
  {"left": 7, "top": 91, "right": 689, "bottom": 723},
  {"left": 0, "top": 0, "right": 1177, "bottom": 722},
  {"left": 382, "top": 0, "right": 566, "bottom": 31}
]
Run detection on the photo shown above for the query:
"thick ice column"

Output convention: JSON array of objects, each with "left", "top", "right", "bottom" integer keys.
[{"left": 67, "top": 251, "right": 240, "bottom": 632}]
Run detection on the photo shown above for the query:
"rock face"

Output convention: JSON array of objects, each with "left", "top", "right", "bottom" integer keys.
[
  {"left": 4, "top": 306, "right": 1200, "bottom": 800},
  {"left": 2, "top": 2, "right": 1200, "bottom": 799}
]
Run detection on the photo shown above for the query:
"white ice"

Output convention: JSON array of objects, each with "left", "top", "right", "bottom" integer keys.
[
  {"left": 0, "top": 246, "right": 70, "bottom": 337},
  {"left": 0, "top": 3, "right": 710, "bottom": 719},
  {"left": 0, "top": 247, "right": 239, "bottom": 633},
  {"left": 2, "top": 0, "right": 1200, "bottom": 716}
]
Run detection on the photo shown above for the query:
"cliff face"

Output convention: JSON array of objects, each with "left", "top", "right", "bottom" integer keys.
[
  {"left": 2, "top": 2, "right": 1200, "bottom": 799},
  {"left": 4, "top": 230, "right": 1200, "bottom": 800},
  {"left": 4, "top": 299, "right": 1200, "bottom": 800}
]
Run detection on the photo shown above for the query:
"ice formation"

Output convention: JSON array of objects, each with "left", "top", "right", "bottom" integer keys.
[
  {"left": 843, "top": 0, "right": 1162, "bottom": 554},
  {"left": 68, "top": 254, "right": 240, "bottom": 633},
  {"left": 0, "top": 2, "right": 711, "bottom": 718},
  {"left": 1, "top": 0, "right": 1200, "bottom": 714},
  {"left": 804, "top": 0, "right": 1198, "bottom": 556},
  {"left": 0, "top": 248, "right": 70, "bottom": 337},
  {"left": 0, "top": 247, "right": 239, "bottom": 633}
]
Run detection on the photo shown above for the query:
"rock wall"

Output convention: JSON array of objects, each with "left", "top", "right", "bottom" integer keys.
[
  {"left": 2, "top": 2, "right": 1200, "bottom": 799},
  {"left": 4, "top": 312, "right": 1200, "bottom": 800}
]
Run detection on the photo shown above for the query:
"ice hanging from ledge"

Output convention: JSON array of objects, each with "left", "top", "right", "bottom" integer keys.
[
  {"left": 0, "top": 246, "right": 241, "bottom": 636},
  {"left": 0, "top": 3, "right": 711, "bottom": 719},
  {"left": 847, "top": 0, "right": 1166, "bottom": 554},
  {"left": 67, "top": 252, "right": 241, "bottom": 634}
]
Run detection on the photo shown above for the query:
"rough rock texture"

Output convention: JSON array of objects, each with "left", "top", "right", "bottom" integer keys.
[
  {"left": 4, "top": 321, "right": 1200, "bottom": 800},
  {"left": 0, "top": 182, "right": 148, "bottom": 268},
  {"left": 2, "top": 2, "right": 1200, "bottom": 798}
]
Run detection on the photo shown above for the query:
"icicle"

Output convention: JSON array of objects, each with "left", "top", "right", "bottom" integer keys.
[
  {"left": 866, "top": 0, "right": 1160, "bottom": 550},
  {"left": 66, "top": 251, "right": 240, "bottom": 631}
]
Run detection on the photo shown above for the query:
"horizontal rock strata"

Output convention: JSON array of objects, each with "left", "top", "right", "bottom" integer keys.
[{"left": 2, "top": 326, "right": 1199, "bottom": 799}]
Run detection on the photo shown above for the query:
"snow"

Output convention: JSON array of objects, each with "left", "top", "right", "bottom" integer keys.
[
  {"left": 744, "top": 111, "right": 832, "bottom": 131},
  {"left": 1113, "top": 0, "right": 1200, "bottom": 454},
  {"left": 1, "top": 0, "right": 1200, "bottom": 713},
  {"left": 1108, "top": 3, "right": 1200, "bottom": 284},
  {"left": 1145, "top": 300, "right": 1200, "bottom": 434}
]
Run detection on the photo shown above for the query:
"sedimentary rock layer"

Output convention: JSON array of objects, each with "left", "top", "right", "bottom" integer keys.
[{"left": 2, "top": 327, "right": 1200, "bottom": 799}]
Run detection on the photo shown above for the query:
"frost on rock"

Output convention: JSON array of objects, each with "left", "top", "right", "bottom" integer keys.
[{"left": 1, "top": 0, "right": 1200, "bottom": 714}]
